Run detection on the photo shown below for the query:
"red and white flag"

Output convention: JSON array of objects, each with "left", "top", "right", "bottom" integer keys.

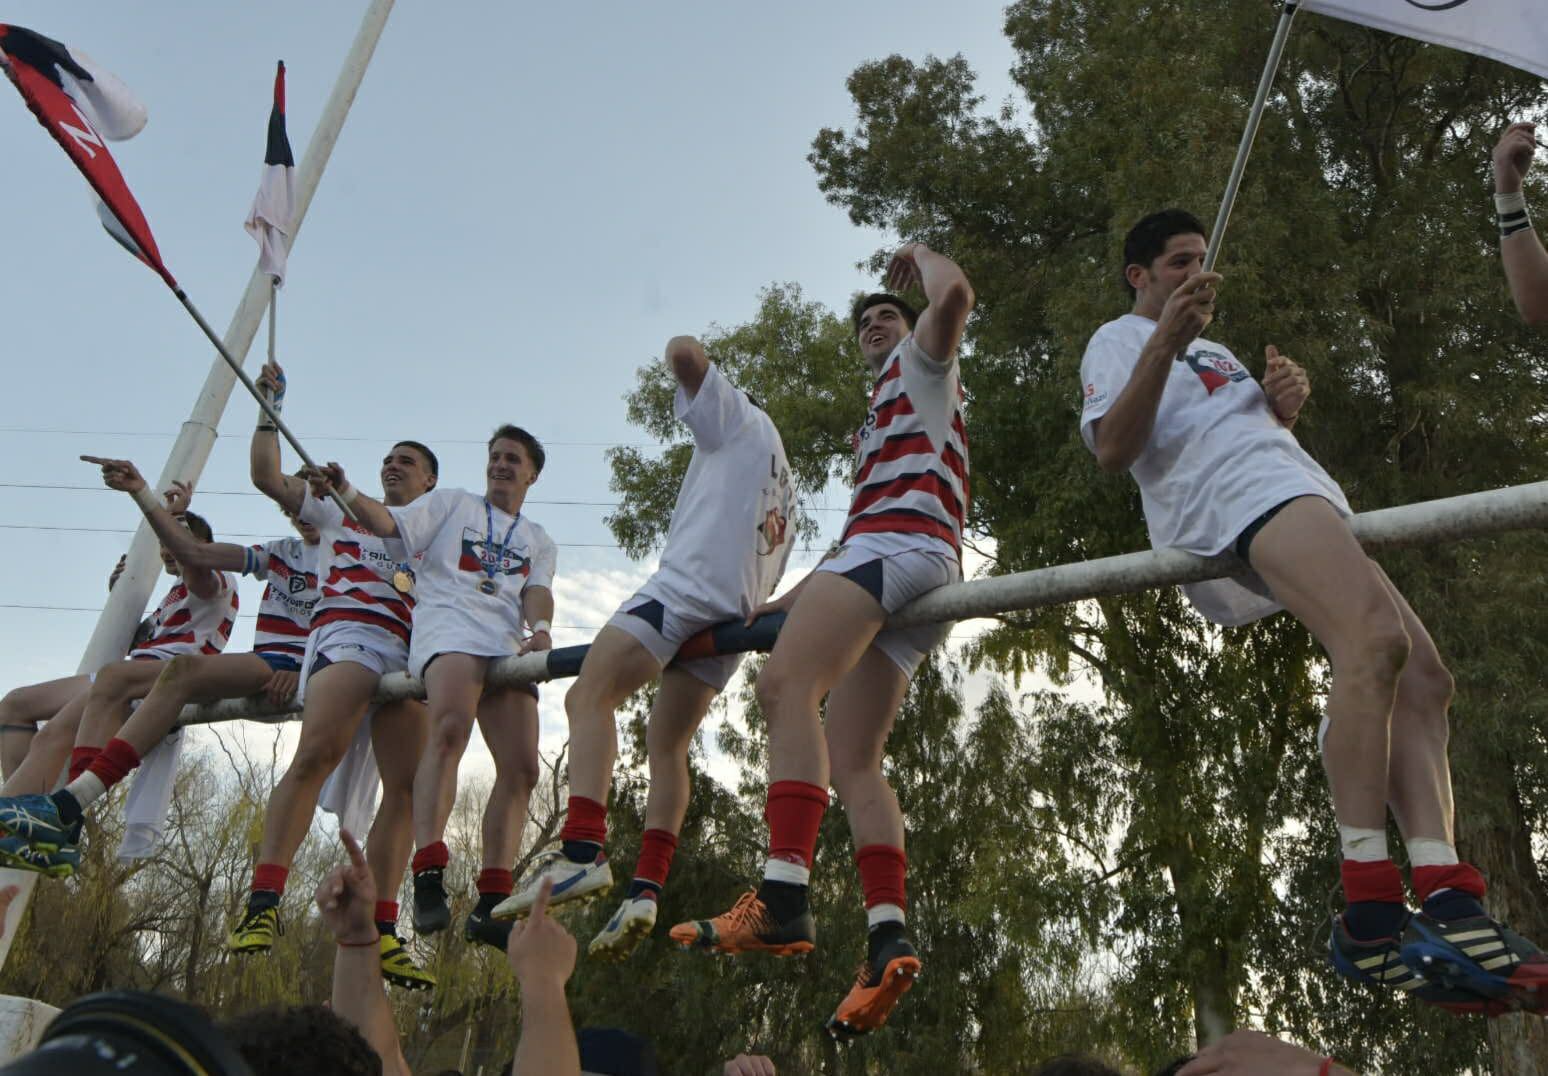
[
  {"left": 1301, "top": 0, "right": 1548, "bottom": 80},
  {"left": 0, "top": 24, "right": 174, "bottom": 285},
  {"left": 245, "top": 61, "right": 295, "bottom": 285}
]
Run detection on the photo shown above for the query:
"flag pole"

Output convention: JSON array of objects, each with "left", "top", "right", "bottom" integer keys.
[
  {"left": 170, "top": 283, "right": 355, "bottom": 520},
  {"left": 267, "top": 277, "right": 277, "bottom": 369},
  {"left": 1203, "top": 1, "right": 1300, "bottom": 272}
]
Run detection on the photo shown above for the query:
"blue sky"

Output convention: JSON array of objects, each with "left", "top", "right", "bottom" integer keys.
[{"left": 0, "top": 2, "right": 1021, "bottom": 773}]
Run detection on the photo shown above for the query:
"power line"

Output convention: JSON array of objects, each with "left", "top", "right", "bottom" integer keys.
[
  {"left": 0, "top": 481, "right": 850, "bottom": 512},
  {"left": 0, "top": 522, "right": 835, "bottom": 556},
  {"left": 0, "top": 602, "right": 605, "bottom": 631},
  {"left": 0, "top": 426, "right": 662, "bottom": 449}
]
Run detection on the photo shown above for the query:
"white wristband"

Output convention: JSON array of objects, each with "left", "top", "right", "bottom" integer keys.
[
  {"left": 529, "top": 620, "right": 551, "bottom": 635},
  {"left": 131, "top": 486, "right": 160, "bottom": 515},
  {"left": 339, "top": 483, "right": 360, "bottom": 504},
  {"left": 1496, "top": 190, "right": 1528, "bottom": 215}
]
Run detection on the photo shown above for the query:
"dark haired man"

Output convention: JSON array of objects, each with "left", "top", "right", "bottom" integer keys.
[
  {"left": 0, "top": 493, "right": 237, "bottom": 877},
  {"left": 1080, "top": 209, "right": 1547, "bottom": 1014},
  {"left": 496, "top": 336, "right": 794, "bottom": 965},
  {"left": 1493, "top": 122, "right": 1548, "bottom": 326},
  {"left": 227, "top": 360, "right": 438, "bottom": 991},
  {"left": 0, "top": 454, "right": 318, "bottom": 874},
  {"left": 308, "top": 424, "right": 555, "bottom": 953},
  {"left": 673, "top": 243, "right": 974, "bottom": 1038}
]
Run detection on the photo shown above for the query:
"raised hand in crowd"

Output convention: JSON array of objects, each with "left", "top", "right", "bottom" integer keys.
[
  {"left": 318, "top": 829, "right": 411, "bottom": 1076},
  {"left": 508, "top": 877, "right": 581, "bottom": 1076},
  {"left": 1260, "top": 345, "right": 1309, "bottom": 428},
  {"left": 1177, "top": 1029, "right": 1359, "bottom": 1076},
  {"left": 1494, "top": 121, "right": 1537, "bottom": 193},
  {"left": 1493, "top": 121, "right": 1548, "bottom": 326},
  {"left": 723, "top": 1054, "right": 777, "bottom": 1076}
]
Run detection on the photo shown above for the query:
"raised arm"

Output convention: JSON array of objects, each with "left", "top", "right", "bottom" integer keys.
[
  {"left": 318, "top": 830, "right": 411, "bottom": 1076},
  {"left": 666, "top": 335, "right": 710, "bottom": 396},
  {"left": 307, "top": 463, "right": 399, "bottom": 538},
  {"left": 885, "top": 243, "right": 975, "bottom": 363},
  {"left": 1090, "top": 271, "right": 1221, "bottom": 473},
  {"left": 250, "top": 361, "right": 306, "bottom": 514},
  {"left": 82, "top": 458, "right": 228, "bottom": 599},
  {"left": 508, "top": 878, "right": 581, "bottom": 1076},
  {"left": 1494, "top": 122, "right": 1548, "bottom": 326}
]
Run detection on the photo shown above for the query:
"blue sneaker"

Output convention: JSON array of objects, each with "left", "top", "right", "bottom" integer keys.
[
  {"left": 1402, "top": 911, "right": 1548, "bottom": 1015},
  {"left": 0, "top": 794, "right": 70, "bottom": 848},
  {"left": 0, "top": 826, "right": 80, "bottom": 879},
  {"left": 1330, "top": 913, "right": 1509, "bottom": 1015}
]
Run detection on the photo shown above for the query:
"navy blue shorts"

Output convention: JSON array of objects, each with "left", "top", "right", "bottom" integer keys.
[{"left": 258, "top": 652, "right": 303, "bottom": 674}]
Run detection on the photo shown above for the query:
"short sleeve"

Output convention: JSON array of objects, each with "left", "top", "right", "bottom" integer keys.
[
  {"left": 388, "top": 487, "right": 460, "bottom": 555},
  {"left": 526, "top": 529, "right": 557, "bottom": 591},
  {"left": 677, "top": 362, "right": 753, "bottom": 454},
  {"left": 1078, "top": 324, "right": 1138, "bottom": 451},
  {"left": 299, "top": 489, "right": 343, "bottom": 529},
  {"left": 900, "top": 333, "right": 954, "bottom": 379}
]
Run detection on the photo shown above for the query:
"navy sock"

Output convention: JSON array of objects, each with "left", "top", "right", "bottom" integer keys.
[
  {"left": 375, "top": 920, "right": 396, "bottom": 938},
  {"left": 247, "top": 889, "right": 280, "bottom": 913},
  {"left": 627, "top": 878, "right": 661, "bottom": 901},
  {"left": 1343, "top": 899, "right": 1407, "bottom": 941},
  {"left": 755, "top": 879, "right": 807, "bottom": 922},
  {"left": 474, "top": 891, "right": 504, "bottom": 917},
  {"left": 561, "top": 839, "right": 602, "bottom": 864},
  {"left": 1422, "top": 890, "right": 1486, "bottom": 923},
  {"left": 49, "top": 789, "right": 82, "bottom": 826}
]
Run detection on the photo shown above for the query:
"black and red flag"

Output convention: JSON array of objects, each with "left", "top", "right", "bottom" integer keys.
[
  {"left": 0, "top": 24, "right": 174, "bottom": 286},
  {"left": 244, "top": 61, "right": 295, "bottom": 284}
]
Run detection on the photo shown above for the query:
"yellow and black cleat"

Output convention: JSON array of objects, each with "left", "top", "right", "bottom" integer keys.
[{"left": 380, "top": 933, "right": 437, "bottom": 991}]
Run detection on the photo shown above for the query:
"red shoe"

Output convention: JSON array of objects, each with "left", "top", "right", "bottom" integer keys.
[{"left": 825, "top": 932, "right": 921, "bottom": 1038}]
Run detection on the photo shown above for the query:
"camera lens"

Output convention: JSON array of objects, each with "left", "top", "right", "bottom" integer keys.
[{"left": 0, "top": 991, "right": 252, "bottom": 1076}]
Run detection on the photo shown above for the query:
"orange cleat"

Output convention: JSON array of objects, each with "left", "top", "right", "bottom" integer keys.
[
  {"left": 669, "top": 890, "right": 816, "bottom": 956},
  {"left": 825, "top": 933, "right": 922, "bottom": 1039}
]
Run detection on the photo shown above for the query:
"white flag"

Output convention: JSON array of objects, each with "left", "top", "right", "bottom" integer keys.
[
  {"left": 1301, "top": 0, "right": 1548, "bottom": 79},
  {"left": 244, "top": 61, "right": 295, "bottom": 284}
]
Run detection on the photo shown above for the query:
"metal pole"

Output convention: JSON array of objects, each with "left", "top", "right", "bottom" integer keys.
[
  {"left": 174, "top": 480, "right": 1548, "bottom": 725},
  {"left": 0, "top": 0, "right": 399, "bottom": 971},
  {"left": 1202, "top": 2, "right": 1300, "bottom": 272}
]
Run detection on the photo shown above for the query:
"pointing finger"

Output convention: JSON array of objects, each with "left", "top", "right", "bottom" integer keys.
[
  {"left": 340, "top": 828, "right": 367, "bottom": 873},
  {"left": 530, "top": 876, "right": 555, "bottom": 923}
]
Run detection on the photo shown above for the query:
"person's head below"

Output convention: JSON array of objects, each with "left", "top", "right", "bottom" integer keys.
[
  {"left": 158, "top": 509, "right": 213, "bottom": 573},
  {"left": 486, "top": 425, "right": 545, "bottom": 508},
  {"left": 852, "top": 292, "right": 919, "bottom": 370},
  {"left": 1123, "top": 208, "right": 1207, "bottom": 316},
  {"left": 1031, "top": 1056, "right": 1123, "bottom": 1076},
  {"left": 380, "top": 439, "right": 438, "bottom": 506},
  {"left": 220, "top": 1003, "right": 382, "bottom": 1076}
]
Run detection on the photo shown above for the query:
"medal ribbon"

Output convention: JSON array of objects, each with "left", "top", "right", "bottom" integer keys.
[{"left": 482, "top": 499, "right": 522, "bottom": 585}]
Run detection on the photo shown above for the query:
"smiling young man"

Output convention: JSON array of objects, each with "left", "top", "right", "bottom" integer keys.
[
  {"left": 308, "top": 424, "right": 556, "bottom": 954},
  {"left": 493, "top": 336, "right": 795, "bottom": 965},
  {"left": 1079, "top": 208, "right": 1548, "bottom": 1015},
  {"left": 0, "top": 453, "right": 318, "bottom": 874},
  {"left": 226, "top": 360, "right": 439, "bottom": 991},
  {"left": 672, "top": 243, "right": 974, "bottom": 1038}
]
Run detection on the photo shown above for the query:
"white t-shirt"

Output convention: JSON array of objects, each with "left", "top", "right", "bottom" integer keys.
[
  {"left": 638, "top": 362, "right": 796, "bottom": 622},
  {"left": 1079, "top": 314, "right": 1349, "bottom": 625},
  {"left": 388, "top": 487, "right": 557, "bottom": 669}
]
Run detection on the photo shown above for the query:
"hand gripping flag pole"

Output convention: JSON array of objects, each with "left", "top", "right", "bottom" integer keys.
[{"left": 0, "top": 27, "right": 355, "bottom": 520}]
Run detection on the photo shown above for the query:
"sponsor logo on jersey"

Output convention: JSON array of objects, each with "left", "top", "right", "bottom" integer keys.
[{"left": 1183, "top": 348, "right": 1250, "bottom": 396}]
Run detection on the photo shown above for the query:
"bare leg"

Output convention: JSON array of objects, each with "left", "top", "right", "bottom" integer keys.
[
  {"left": 476, "top": 687, "right": 541, "bottom": 871},
  {"left": 3, "top": 692, "right": 87, "bottom": 796},
  {"left": 367, "top": 699, "right": 428, "bottom": 904},
  {"left": 825, "top": 648, "right": 911, "bottom": 850},
  {"left": 563, "top": 627, "right": 664, "bottom": 805},
  {"left": 412, "top": 654, "right": 488, "bottom": 850},
  {"left": 0, "top": 676, "right": 88, "bottom": 784},
  {"left": 1246, "top": 497, "right": 1411, "bottom": 831},
  {"left": 92, "top": 653, "right": 274, "bottom": 758},
  {"left": 74, "top": 661, "right": 170, "bottom": 753},
  {"left": 642, "top": 668, "right": 718, "bottom": 834},
  {"left": 1374, "top": 568, "right": 1456, "bottom": 844},
  {"left": 757, "top": 573, "right": 887, "bottom": 788},
  {"left": 256, "top": 661, "right": 378, "bottom": 870}
]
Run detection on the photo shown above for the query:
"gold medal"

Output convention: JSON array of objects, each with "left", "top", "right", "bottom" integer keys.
[
  {"left": 392, "top": 570, "right": 413, "bottom": 593},
  {"left": 477, "top": 577, "right": 501, "bottom": 596}
]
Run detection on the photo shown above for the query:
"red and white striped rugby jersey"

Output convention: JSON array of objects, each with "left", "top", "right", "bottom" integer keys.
[
  {"left": 246, "top": 537, "right": 321, "bottom": 659},
  {"left": 301, "top": 491, "right": 416, "bottom": 645},
  {"left": 128, "top": 574, "right": 239, "bottom": 660},
  {"left": 842, "top": 335, "right": 970, "bottom": 556}
]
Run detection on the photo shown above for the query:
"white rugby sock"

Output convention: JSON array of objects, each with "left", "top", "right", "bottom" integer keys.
[
  {"left": 867, "top": 903, "right": 905, "bottom": 929},
  {"left": 762, "top": 857, "right": 810, "bottom": 887},
  {"left": 1339, "top": 825, "right": 1388, "bottom": 863},
  {"left": 63, "top": 771, "right": 107, "bottom": 812}
]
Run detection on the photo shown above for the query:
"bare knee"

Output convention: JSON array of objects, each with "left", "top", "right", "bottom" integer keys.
[
  {"left": 431, "top": 713, "right": 474, "bottom": 758},
  {"left": 152, "top": 656, "right": 200, "bottom": 699},
  {"left": 499, "top": 755, "right": 541, "bottom": 796},
  {"left": 565, "top": 677, "right": 621, "bottom": 724},
  {"left": 756, "top": 659, "right": 812, "bottom": 720},
  {"left": 286, "top": 739, "right": 349, "bottom": 784},
  {"left": 1339, "top": 610, "right": 1412, "bottom": 690}
]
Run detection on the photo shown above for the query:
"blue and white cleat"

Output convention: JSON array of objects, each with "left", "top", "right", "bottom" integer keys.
[
  {"left": 588, "top": 895, "right": 658, "bottom": 961},
  {"left": 491, "top": 849, "right": 612, "bottom": 921},
  {"left": 1401, "top": 912, "right": 1548, "bottom": 1015},
  {"left": 0, "top": 826, "right": 80, "bottom": 879},
  {"left": 0, "top": 794, "right": 71, "bottom": 848}
]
